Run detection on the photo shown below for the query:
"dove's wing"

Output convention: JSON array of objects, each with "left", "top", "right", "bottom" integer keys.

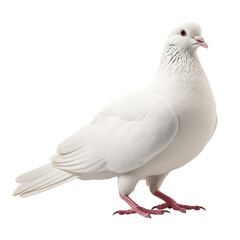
[{"left": 53, "top": 91, "right": 179, "bottom": 174}]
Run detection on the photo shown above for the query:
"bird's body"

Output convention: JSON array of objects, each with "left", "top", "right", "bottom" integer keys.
[
  {"left": 14, "top": 22, "right": 217, "bottom": 218},
  {"left": 116, "top": 44, "right": 216, "bottom": 196}
]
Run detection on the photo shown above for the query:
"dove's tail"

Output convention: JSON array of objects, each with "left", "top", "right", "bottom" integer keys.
[{"left": 13, "top": 163, "right": 77, "bottom": 197}]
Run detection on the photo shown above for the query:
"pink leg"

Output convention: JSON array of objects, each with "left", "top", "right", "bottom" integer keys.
[
  {"left": 152, "top": 191, "right": 206, "bottom": 213},
  {"left": 113, "top": 194, "right": 169, "bottom": 218}
]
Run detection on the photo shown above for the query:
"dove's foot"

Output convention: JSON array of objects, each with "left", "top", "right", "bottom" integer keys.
[
  {"left": 113, "top": 194, "right": 169, "bottom": 218},
  {"left": 152, "top": 191, "right": 205, "bottom": 213}
]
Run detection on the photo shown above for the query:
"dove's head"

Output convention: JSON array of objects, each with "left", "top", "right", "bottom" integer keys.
[{"left": 167, "top": 22, "right": 208, "bottom": 52}]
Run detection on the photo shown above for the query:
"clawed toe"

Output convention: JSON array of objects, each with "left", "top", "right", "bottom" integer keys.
[
  {"left": 152, "top": 203, "right": 169, "bottom": 210},
  {"left": 177, "top": 204, "right": 206, "bottom": 211},
  {"left": 113, "top": 207, "right": 169, "bottom": 218},
  {"left": 152, "top": 202, "right": 205, "bottom": 213},
  {"left": 113, "top": 209, "right": 151, "bottom": 218},
  {"left": 113, "top": 209, "right": 136, "bottom": 216}
]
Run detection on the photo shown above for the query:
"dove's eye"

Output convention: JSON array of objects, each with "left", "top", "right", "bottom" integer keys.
[{"left": 180, "top": 30, "right": 187, "bottom": 37}]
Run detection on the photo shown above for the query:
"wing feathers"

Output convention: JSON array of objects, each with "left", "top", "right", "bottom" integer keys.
[{"left": 54, "top": 92, "right": 178, "bottom": 175}]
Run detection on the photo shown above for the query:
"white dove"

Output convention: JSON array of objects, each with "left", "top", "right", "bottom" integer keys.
[{"left": 14, "top": 22, "right": 217, "bottom": 218}]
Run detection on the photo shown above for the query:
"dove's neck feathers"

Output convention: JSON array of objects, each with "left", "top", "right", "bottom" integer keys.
[{"left": 154, "top": 44, "right": 207, "bottom": 85}]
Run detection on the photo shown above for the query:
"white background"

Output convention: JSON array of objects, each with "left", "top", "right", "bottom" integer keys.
[{"left": 0, "top": 0, "right": 239, "bottom": 239}]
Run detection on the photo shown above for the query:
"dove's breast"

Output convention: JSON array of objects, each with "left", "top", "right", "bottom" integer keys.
[{"left": 137, "top": 80, "right": 217, "bottom": 176}]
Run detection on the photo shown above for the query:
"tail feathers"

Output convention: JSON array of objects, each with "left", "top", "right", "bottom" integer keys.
[
  {"left": 16, "top": 163, "right": 53, "bottom": 183},
  {"left": 14, "top": 163, "right": 76, "bottom": 197}
]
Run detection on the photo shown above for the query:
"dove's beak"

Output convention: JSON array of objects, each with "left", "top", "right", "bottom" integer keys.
[
  {"left": 197, "top": 40, "right": 208, "bottom": 48},
  {"left": 194, "top": 36, "right": 208, "bottom": 48}
]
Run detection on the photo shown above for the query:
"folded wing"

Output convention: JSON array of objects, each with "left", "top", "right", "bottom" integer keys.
[{"left": 53, "top": 91, "right": 179, "bottom": 174}]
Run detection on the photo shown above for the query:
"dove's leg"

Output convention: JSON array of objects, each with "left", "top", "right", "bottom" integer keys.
[
  {"left": 147, "top": 174, "right": 205, "bottom": 213},
  {"left": 114, "top": 174, "right": 168, "bottom": 218},
  {"left": 113, "top": 194, "right": 169, "bottom": 218}
]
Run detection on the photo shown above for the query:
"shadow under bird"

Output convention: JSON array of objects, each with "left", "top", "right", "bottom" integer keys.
[{"left": 14, "top": 22, "right": 217, "bottom": 218}]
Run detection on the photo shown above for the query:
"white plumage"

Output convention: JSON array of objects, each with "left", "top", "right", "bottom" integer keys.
[{"left": 14, "top": 22, "right": 217, "bottom": 218}]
